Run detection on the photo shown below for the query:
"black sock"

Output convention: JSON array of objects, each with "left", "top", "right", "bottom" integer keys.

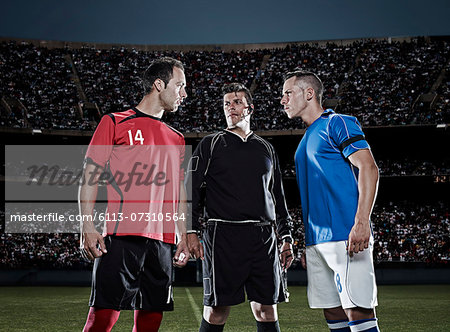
[
  {"left": 256, "top": 320, "right": 280, "bottom": 332},
  {"left": 199, "top": 317, "right": 225, "bottom": 332}
]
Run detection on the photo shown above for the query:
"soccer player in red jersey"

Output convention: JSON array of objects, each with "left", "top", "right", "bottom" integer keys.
[{"left": 79, "top": 57, "right": 189, "bottom": 332}]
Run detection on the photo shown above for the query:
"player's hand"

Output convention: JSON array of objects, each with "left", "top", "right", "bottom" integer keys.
[
  {"left": 81, "top": 231, "right": 107, "bottom": 261},
  {"left": 300, "top": 249, "right": 307, "bottom": 270},
  {"left": 173, "top": 237, "right": 189, "bottom": 267},
  {"left": 280, "top": 241, "right": 294, "bottom": 271},
  {"left": 187, "top": 233, "right": 204, "bottom": 260},
  {"left": 347, "top": 217, "right": 371, "bottom": 257}
]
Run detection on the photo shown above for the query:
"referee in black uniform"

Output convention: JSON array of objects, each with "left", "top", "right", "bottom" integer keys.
[{"left": 186, "top": 83, "right": 294, "bottom": 332}]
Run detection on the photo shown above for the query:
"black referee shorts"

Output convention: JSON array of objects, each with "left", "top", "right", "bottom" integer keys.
[
  {"left": 89, "top": 235, "right": 174, "bottom": 311},
  {"left": 202, "top": 222, "right": 286, "bottom": 307}
]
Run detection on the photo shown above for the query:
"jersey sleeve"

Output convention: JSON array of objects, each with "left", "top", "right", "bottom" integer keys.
[
  {"left": 85, "top": 114, "right": 115, "bottom": 168},
  {"left": 270, "top": 144, "right": 293, "bottom": 242},
  {"left": 329, "top": 114, "right": 370, "bottom": 158},
  {"left": 185, "top": 136, "right": 211, "bottom": 233}
]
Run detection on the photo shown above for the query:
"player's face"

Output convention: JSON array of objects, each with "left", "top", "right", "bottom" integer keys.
[
  {"left": 160, "top": 67, "right": 187, "bottom": 112},
  {"left": 281, "top": 77, "right": 307, "bottom": 119},
  {"left": 223, "top": 92, "right": 252, "bottom": 128}
]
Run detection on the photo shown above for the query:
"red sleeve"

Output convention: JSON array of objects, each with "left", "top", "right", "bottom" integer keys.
[{"left": 85, "top": 115, "right": 115, "bottom": 168}]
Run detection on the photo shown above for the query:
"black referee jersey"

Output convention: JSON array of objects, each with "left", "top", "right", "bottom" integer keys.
[{"left": 187, "top": 129, "right": 292, "bottom": 241}]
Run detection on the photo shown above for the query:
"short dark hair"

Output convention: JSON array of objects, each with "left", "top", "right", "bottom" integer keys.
[
  {"left": 221, "top": 82, "right": 253, "bottom": 105},
  {"left": 283, "top": 70, "right": 324, "bottom": 104},
  {"left": 142, "top": 57, "right": 184, "bottom": 95}
]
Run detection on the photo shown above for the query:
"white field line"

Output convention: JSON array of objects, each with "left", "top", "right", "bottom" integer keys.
[{"left": 185, "top": 287, "right": 202, "bottom": 325}]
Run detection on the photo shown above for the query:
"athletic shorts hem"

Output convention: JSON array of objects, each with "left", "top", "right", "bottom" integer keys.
[
  {"left": 89, "top": 301, "right": 174, "bottom": 312},
  {"left": 308, "top": 301, "right": 344, "bottom": 309},
  {"left": 308, "top": 300, "right": 378, "bottom": 310},
  {"left": 203, "top": 299, "right": 245, "bottom": 307},
  {"left": 342, "top": 301, "right": 378, "bottom": 310},
  {"left": 204, "top": 297, "right": 283, "bottom": 307},
  {"left": 248, "top": 295, "right": 285, "bottom": 306},
  {"left": 248, "top": 299, "right": 283, "bottom": 305}
]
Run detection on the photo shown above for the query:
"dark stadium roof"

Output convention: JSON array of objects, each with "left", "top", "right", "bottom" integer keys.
[{"left": 1, "top": 0, "right": 449, "bottom": 45}]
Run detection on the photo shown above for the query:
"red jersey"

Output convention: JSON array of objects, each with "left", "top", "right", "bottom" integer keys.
[{"left": 85, "top": 107, "right": 185, "bottom": 244}]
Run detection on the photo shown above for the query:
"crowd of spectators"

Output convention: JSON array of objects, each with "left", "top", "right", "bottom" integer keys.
[
  {"left": 289, "top": 201, "right": 449, "bottom": 266},
  {"left": 372, "top": 201, "right": 449, "bottom": 264},
  {"left": 433, "top": 62, "right": 450, "bottom": 120},
  {"left": 252, "top": 42, "right": 361, "bottom": 130},
  {"left": 1, "top": 37, "right": 449, "bottom": 132},
  {"left": 281, "top": 159, "right": 450, "bottom": 178},
  {"left": 69, "top": 47, "right": 267, "bottom": 132},
  {"left": 4, "top": 157, "right": 448, "bottom": 180},
  {"left": 377, "top": 159, "right": 450, "bottom": 176},
  {"left": 0, "top": 41, "right": 88, "bottom": 130},
  {"left": 0, "top": 233, "right": 89, "bottom": 269},
  {"left": 0, "top": 102, "right": 27, "bottom": 128},
  {"left": 339, "top": 38, "right": 449, "bottom": 126},
  {"left": 0, "top": 201, "right": 448, "bottom": 269}
]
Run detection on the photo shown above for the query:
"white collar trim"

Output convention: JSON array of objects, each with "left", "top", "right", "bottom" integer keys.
[{"left": 225, "top": 128, "right": 253, "bottom": 142}]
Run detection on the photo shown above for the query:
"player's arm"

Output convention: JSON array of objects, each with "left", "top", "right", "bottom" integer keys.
[
  {"left": 186, "top": 139, "right": 209, "bottom": 260},
  {"left": 79, "top": 115, "right": 114, "bottom": 260},
  {"left": 173, "top": 180, "right": 189, "bottom": 267},
  {"left": 347, "top": 149, "right": 379, "bottom": 257},
  {"left": 78, "top": 161, "right": 107, "bottom": 260},
  {"left": 271, "top": 147, "right": 294, "bottom": 270}
]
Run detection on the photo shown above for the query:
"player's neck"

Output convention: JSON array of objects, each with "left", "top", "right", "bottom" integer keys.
[
  {"left": 303, "top": 105, "right": 324, "bottom": 127},
  {"left": 135, "top": 95, "right": 165, "bottom": 119},
  {"left": 226, "top": 124, "right": 251, "bottom": 139}
]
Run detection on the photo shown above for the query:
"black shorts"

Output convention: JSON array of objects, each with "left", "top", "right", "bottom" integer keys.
[
  {"left": 202, "top": 222, "right": 286, "bottom": 306},
  {"left": 89, "top": 235, "right": 174, "bottom": 311}
]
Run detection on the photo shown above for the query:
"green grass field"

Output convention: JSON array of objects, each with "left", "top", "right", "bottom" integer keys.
[{"left": 1, "top": 285, "right": 449, "bottom": 331}]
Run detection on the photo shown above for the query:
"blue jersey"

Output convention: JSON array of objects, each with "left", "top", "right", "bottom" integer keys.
[{"left": 295, "top": 109, "right": 370, "bottom": 246}]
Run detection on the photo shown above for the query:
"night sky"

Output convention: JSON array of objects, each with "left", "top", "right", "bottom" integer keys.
[{"left": 1, "top": 0, "right": 449, "bottom": 45}]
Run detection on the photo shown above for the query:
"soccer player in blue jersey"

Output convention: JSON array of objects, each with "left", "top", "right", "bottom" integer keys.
[{"left": 281, "top": 71, "right": 381, "bottom": 332}]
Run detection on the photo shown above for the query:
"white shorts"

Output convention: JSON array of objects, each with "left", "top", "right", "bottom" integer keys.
[{"left": 306, "top": 239, "right": 378, "bottom": 310}]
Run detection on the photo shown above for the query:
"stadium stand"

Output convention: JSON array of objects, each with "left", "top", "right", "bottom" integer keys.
[
  {"left": 0, "top": 41, "right": 84, "bottom": 130},
  {"left": 281, "top": 159, "right": 450, "bottom": 178},
  {"left": 1, "top": 201, "right": 448, "bottom": 269},
  {"left": 1, "top": 37, "right": 449, "bottom": 132},
  {"left": 1, "top": 36, "right": 449, "bottom": 281}
]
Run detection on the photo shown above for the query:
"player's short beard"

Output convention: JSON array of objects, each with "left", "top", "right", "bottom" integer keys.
[
  {"left": 164, "top": 103, "right": 178, "bottom": 113},
  {"left": 161, "top": 95, "right": 178, "bottom": 113}
]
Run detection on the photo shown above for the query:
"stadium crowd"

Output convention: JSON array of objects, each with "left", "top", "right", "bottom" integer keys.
[
  {"left": 338, "top": 38, "right": 449, "bottom": 125},
  {"left": 5, "top": 158, "right": 449, "bottom": 180},
  {"left": 372, "top": 201, "right": 449, "bottom": 264},
  {"left": 1, "top": 202, "right": 448, "bottom": 269},
  {"left": 0, "top": 42, "right": 90, "bottom": 130},
  {"left": 289, "top": 201, "right": 449, "bottom": 266},
  {"left": 0, "top": 232, "right": 90, "bottom": 269},
  {"left": 1, "top": 37, "right": 449, "bottom": 132},
  {"left": 1, "top": 37, "right": 449, "bottom": 272},
  {"left": 281, "top": 159, "right": 450, "bottom": 178}
]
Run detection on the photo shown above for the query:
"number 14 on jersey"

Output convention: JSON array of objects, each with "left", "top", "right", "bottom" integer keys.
[{"left": 128, "top": 130, "right": 144, "bottom": 145}]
